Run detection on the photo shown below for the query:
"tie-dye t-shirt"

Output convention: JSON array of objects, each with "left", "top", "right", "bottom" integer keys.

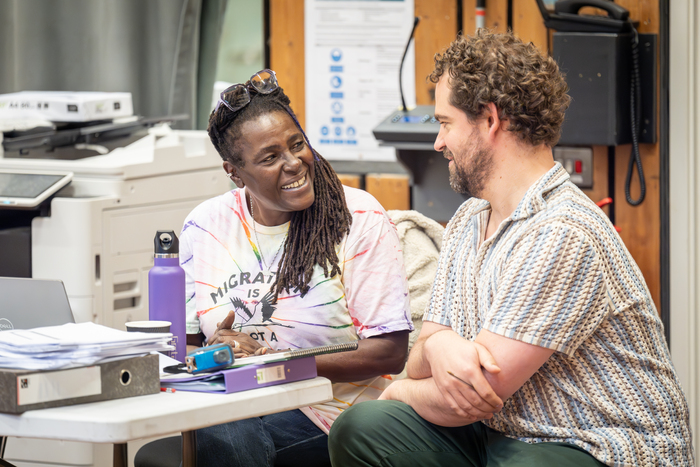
[{"left": 179, "top": 185, "right": 413, "bottom": 432}]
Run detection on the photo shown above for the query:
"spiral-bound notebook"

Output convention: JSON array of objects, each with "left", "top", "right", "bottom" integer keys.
[{"left": 229, "top": 341, "right": 359, "bottom": 368}]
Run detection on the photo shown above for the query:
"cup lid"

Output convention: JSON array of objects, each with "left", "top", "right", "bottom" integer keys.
[{"left": 125, "top": 320, "right": 172, "bottom": 328}]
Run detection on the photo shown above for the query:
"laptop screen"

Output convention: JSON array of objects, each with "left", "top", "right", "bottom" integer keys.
[{"left": 0, "top": 277, "right": 76, "bottom": 331}]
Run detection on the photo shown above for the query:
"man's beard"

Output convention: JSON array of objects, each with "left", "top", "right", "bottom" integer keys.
[{"left": 446, "top": 132, "right": 494, "bottom": 198}]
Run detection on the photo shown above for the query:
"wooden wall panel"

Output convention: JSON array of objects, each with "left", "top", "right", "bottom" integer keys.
[
  {"left": 462, "top": 0, "right": 509, "bottom": 35},
  {"left": 269, "top": 0, "right": 306, "bottom": 126},
  {"left": 614, "top": 142, "right": 660, "bottom": 305},
  {"left": 366, "top": 174, "right": 411, "bottom": 211},
  {"left": 513, "top": 0, "right": 548, "bottom": 53},
  {"left": 414, "top": 0, "right": 458, "bottom": 105},
  {"left": 608, "top": 0, "right": 660, "bottom": 309},
  {"left": 337, "top": 174, "right": 362, "bottom": 189}
]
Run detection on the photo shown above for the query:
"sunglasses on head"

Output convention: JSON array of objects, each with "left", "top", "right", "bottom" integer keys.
[
  {"left": 214, "top": 69, "right": 318, "bottom": 161},
  {"left": 216, "top": 69, "right": 279, "bottom": 113}
]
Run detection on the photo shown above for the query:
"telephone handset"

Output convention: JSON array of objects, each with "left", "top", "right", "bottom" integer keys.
[
  {"left": 537, "top": 0, "right": 632, "bottom": 34},
  {"left": 554, "top": 0, "right": 629, "bottom": 22}
]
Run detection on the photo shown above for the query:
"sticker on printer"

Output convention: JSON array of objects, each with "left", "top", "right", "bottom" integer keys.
[
  {"left": 17, "top": 366, "right": 101, "bottom": 406},
  {"left": 0, "top": 318, "right": 13, "bottom": 331},
  {"left": 255, "top": 364, "right": 286, "bottom": 384}
]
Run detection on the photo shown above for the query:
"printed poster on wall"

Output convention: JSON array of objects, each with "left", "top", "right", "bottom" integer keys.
[{"left": 304, "top": 0, "right": 416, "bottom": 161}]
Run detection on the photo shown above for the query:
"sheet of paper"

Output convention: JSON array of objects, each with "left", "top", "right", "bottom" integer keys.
[
  {"left": 304, "top": 0, "right": 416, "bottom": 161},
  {"left": 0, "top": 322, "right": 171, "bottom": 349}
]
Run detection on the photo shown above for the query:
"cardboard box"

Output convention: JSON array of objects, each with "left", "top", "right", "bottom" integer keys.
[{"left": 0, "top": 91, "right": 134, "bottom": 122}]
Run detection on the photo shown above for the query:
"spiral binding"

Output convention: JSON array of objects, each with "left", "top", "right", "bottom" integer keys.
[{"left": 287, "top": 341, "right": 358, "bottom": 359}]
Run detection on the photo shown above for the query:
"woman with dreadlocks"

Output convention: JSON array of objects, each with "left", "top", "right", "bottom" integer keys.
[{"left": 180, "top": 70, "right": 412, "bottom": 466}]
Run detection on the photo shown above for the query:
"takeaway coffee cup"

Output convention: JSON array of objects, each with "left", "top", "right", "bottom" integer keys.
[{"left": 125, "top": 320, "right": 172, "bottom": 333}]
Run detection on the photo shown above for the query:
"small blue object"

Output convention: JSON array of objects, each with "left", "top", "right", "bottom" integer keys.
[{"left": 185, "top": 343, "right": 235, "bottom": 374}]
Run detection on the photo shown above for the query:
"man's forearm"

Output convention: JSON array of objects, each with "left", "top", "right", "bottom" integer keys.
[
  {"left": 381, "top": 378, "right": 483, "bottom": 427},
  {"left": 405, "top": 337, "right": 432, "bottom": 379},
  {"left": 406, "top": 328, "right": 454, "bottom": 379}
]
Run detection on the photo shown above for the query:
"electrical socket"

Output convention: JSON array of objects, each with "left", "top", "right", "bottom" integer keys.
[{"left": 553, "top": 146, "right": 593, "bottom": 189}]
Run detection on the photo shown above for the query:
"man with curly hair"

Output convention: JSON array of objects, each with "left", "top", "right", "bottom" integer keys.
[{"left": 328, "top": 30, "right": 693, "bottom": 467}]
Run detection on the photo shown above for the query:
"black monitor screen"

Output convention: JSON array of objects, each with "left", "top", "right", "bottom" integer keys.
[{"left": 0, "top": 173, "right": 65, "bottom": 198}]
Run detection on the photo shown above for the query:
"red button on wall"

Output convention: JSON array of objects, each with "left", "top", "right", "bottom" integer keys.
[{"left": 575, "top": 160, "right": 583, "bottom": 173}]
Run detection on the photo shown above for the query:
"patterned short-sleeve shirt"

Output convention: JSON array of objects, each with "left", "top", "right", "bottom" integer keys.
[{"left": 424, "top": 163, "right": 693, "bottom": 467}]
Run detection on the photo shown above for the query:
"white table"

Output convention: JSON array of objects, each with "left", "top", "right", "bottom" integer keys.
[{"left": 0, "top": 376, "right": 333, "bottom": 467}]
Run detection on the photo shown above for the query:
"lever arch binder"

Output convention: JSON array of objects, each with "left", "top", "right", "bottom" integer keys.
[
  {"left": 0, "top": 354, "right": 159, "bottom": 414},
  {"left": 161, "top": 356, "right": 318, "bottom": 394}
]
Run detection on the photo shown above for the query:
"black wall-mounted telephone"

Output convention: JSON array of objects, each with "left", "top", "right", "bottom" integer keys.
[
  {"left": 538, "top": 0, "right": 631, "bottom": 33},
  {"left": 541, "top": 0, "right": 655, "bottom": 206}
]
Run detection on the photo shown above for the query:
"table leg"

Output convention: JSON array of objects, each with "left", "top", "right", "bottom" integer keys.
[
  {"left": 182, "top": 430, "right": 197, "bottom": 467},
  {"left": 113, "top": 443, "right": 127, "bottom": 467}
]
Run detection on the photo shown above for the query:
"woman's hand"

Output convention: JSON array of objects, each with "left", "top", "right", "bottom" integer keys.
[{"left": 207, "top": 311, "right": 265, "bottom": 357}]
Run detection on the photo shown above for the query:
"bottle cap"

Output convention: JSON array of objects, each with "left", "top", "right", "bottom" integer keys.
[{"left": 154, "top": 230, "right": 179, "bottom": 255}]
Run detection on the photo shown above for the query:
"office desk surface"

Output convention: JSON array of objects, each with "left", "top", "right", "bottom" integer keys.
[{"left": 0, "top": 376, "right": 333, "bottom": 443}]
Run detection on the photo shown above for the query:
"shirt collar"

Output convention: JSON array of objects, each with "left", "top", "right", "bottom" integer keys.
[
  {"left": 510, "top": 162, "right": 570, "bottom": 221},
  {"left": 468, "top": 162, "right": 570, "bottom": 222}
]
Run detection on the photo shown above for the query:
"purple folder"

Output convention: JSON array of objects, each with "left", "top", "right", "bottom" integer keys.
[{"left": 160, "top": 356, "right": 318, "bottom": 394}]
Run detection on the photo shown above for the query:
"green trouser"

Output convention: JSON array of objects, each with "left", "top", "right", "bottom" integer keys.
[{"left": 328, "top": 400, "right": 606, "bottom": 467}]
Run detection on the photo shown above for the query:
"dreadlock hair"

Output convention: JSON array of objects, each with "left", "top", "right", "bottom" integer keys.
[{"left": 208, "top": 84, "right": 352, "bottom": 302}]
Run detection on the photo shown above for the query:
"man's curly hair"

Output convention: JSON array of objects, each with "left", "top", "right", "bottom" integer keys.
[{"left": 430, "top": 29, "right": 570, "bottom": 147}]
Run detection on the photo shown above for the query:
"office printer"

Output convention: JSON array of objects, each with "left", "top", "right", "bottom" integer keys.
[{"left": 0, "top": 121, "right": 230, "bottom": 331}]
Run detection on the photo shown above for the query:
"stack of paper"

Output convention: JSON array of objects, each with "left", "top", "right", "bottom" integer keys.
[{"left": 0, "top": 322, "right": 173, "bottom": 370}]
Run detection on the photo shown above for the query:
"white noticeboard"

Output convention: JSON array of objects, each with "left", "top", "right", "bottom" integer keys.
[{"left": 304, "top": 0, "right": 416, "bottom": 161}]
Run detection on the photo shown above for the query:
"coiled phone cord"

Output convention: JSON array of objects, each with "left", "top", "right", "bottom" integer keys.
[{"left": 625, "top": 27, "right": 646, "bottom": 206}]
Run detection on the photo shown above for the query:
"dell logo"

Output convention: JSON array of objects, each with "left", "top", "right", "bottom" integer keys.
[{"left": 0, "top": 318, "right": 14, "bottom": 331}]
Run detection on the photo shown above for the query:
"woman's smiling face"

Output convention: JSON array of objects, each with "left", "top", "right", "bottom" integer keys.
[{"left": 224, "top": 110, "right": 315, "bottom": 226}]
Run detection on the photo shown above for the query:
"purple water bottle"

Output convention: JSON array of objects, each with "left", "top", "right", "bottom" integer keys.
[{"left": 149, "top": 231, "right": 186, "bottom": 362}]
